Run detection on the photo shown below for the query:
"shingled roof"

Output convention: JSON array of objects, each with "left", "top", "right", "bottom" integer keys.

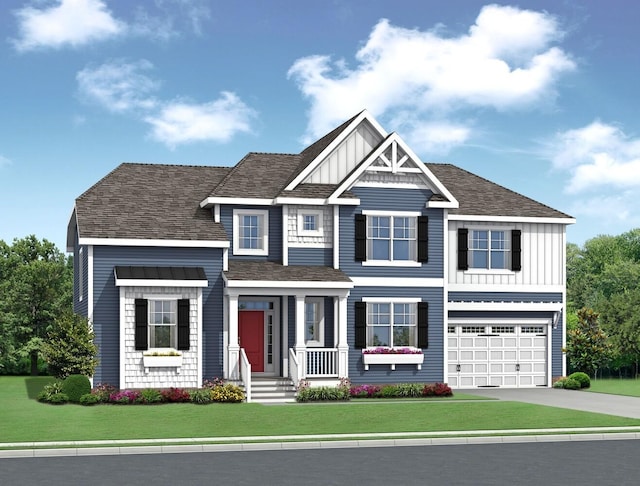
[
  {"left": 426, "top": 163, "right": 572, "bottom": 219},
  {"left": 71, "top": 163, "right": 231, "bottom": 244},
  {"left": 225, "top": 260, "right": 352, "bottom": 283}
]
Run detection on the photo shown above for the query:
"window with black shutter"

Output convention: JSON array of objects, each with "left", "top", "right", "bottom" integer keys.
[
  {"left": 417, "top": 216, "right": 429, "bottom": 263},
  {"left": 354, "top": 301, "right": 366, "bottom": 348},
  {"left": 177, "top": 299, "right": 190, "bottom": 350},
  {"left": 511, "top": 229, "right": 522, "bottom": 272},
  {"left": 457, "top": 228, "right": 469, "bottom": 270},
  {"left": 417, "top": 302, "right": 429, "bottom": 348},
  {"left": 355, "top": 214, "right": 367, "bottom": 261},
  {"left": 134, "top": 299, "right": 148, "bottom": 350}
]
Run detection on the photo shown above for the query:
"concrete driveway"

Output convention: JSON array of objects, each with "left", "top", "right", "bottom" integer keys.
[{"left": 463, "top": 387, "right": 640, "bottom": 419}]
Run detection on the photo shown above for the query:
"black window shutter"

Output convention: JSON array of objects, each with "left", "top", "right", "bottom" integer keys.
[
  {"left": 417, "top": 302, "right": 429, "bottom": 348},
  {"left": 457, "top": 228, "right": 469, "bottom": 270},
  {"left": 511, "top": 229, "right": 522, "bottom": 272},
  {"left": 417, "top": 216, "right": 429, "bottom": 263},
  {"left": 177, "top": 299, "right": 190, "bottom": 350},
  {"left": 354, "top": 301, "right": 366, "bottom": 348},
  {"left": 355, "top": 214, "right": 367, "bottom": 261},
  {"left": 134, "top": 299, "right": 148, "bottom": 351}
]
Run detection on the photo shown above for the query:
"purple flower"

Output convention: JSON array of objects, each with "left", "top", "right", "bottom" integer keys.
[{"left": 362, "top": 347, "right": 423, "bottom": 355}]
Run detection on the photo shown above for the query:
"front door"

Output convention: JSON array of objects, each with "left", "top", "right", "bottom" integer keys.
[{"left": 239, "top": 310, "right": 264, "bottom": 372}]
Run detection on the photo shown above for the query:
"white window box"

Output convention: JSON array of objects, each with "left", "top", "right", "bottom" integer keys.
[
  {"left": 362, "top": 349, "right": 424, "bottom": 370},
  {"left": 143, "top": 353, "right": 183, "bottom": 373}
]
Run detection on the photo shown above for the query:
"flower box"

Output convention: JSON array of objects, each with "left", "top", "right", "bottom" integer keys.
[
  {"left": 362, "top": 349, "right": 424, "bottom": 370},
  {"left": 143, "top": 353, "right": 183, "bottom": 373}
]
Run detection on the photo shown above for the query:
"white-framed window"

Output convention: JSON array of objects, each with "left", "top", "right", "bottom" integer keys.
[
  {"left": 469, "top": 229, "right": 509, "bottom": 269},
  {"left": 366, "top": 300, "right": 418, "bottom": 347},
  {"left": 233, "top": 209, "right": 269, "bottom": 256},
  {"left": 298, "top": 210, "right": 323, "bottom": 236},
  {"left": 78, "top": 247, "right": 84, "bottom": 302},
  {"left": 366, "top": 212, "right": 418, "bottom": 263},
  {"left": 148, "top": 299, "right": 177, "bottom": 348},
  {"left": 304, "top": 298, "right": 324, "bottom": 346}
]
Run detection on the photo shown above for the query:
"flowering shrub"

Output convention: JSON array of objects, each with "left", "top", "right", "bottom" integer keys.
[
  {"left": 362, "top": 347, "right": 423, "bottom": 354},
  {"left": 422, "top": 383, "right": 453, "bottom": 397},
  {"left": 109, "top": 389, "right": 142, "bottom": 404},
  {"left": 203, "top": 377, "right": 226, "bottom": 389},
  {"left": 210, "top": 383, "right": 245, "bottom": 403},
  {"left": 161, "top": 387, "right": 191, "bottom": 403},
  {"left": 349, "top": 382, "right": 453, "bottom": 399},
  {"left": 350, "top": 384, "right": 381, "bottom": 398},
  {"left": 91, "top": 383, "right": 116, "bottom": 403}
]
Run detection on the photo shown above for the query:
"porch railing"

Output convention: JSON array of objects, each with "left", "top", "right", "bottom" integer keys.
[
  {"left": 306, "top": 348, "right": 338, "bottom": 377},
  {"left": 239, "top": 348, "right": 251, "bottom": 403},
  {"left": 288, "top": 348, "right": 300, "bottom": 384}
]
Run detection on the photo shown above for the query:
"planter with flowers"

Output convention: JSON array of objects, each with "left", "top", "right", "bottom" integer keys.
[
  {"left": 362, "top": 347, "right": 424, "bottom": 370},
  {"left": 142, "top": 350, "right": 183, "bottom": 373}
]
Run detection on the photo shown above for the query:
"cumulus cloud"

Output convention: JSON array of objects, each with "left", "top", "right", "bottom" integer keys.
[
  {"left": 0, "top": 154, "right": 12, "bottom": 168},
  {"left": 551, "top": 121, "right": 640, "bottom": 193},
  {"left": 76, "top": 59, "right": 256, "bottom": 147},
  {"left": 288, "top": 5, "right": 575, "bottom": 149},
  {"left": 12, "top": 0, "right": 125, "bottom": 52}
]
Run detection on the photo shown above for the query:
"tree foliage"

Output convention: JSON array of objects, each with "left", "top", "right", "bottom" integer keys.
[
  {"left": 0, "top": 236, "right": 72, "bottom": 375},
  {"left": 565, "top": 308, "right": 613, "bottom": 377},
  {"left": 42, "top": 312, "right": 99, "bottom": 379}
]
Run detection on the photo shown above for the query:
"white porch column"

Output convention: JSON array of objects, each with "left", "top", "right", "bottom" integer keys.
[
  {"left": 228, "top": 295, "right": 240, "bottom": 380},
  {"left": 336, "top": 295, "right": 349, "bottom": 378},
  {"left": 294, "top": 295, "right": 306, "bottom": 380}
]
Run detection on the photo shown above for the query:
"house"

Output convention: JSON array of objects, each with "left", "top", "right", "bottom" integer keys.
[{"left": 67, "top": 110, "right": 574, "bottom": 400}]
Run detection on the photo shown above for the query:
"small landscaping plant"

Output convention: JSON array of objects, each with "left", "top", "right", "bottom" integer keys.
[
  {"left": 91, "top": 383, "right": 117, "bottom": 403},
  {"left": 190, "top": 388, "right": 214, "bottom": 404},
  {"left": 298, "top": 381, "right": 453, "bottom": 401},
  {"left": 110, "top": 389, "right": 142, "bottom": 404},
  {"left": 140, "top": 388, "right": 163, "bottom": 404},
  {"left": 568, "top": 372, "right": 591, "bottom": 389},
  {"left": 553, "top": 377, "right": 581, "bottom": 390},
  {"left": 210, "top": 383, "right": 245, "bottom": 403},
  {"left": 62, "top": 374, "right": 91, "bottom": 403},
  {"left": 79, "top": 393, "right": 101, "bottom": 406},
  {"left": 37, "top": 381, "right": 69, "bottom": 404},
  {"left": 160, "top": 387, "right": 191, "bottom": 403}
]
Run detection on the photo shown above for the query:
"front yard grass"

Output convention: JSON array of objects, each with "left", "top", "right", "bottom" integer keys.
[
  {"left": 587, "top": 378, "right": 640, "bottom": 397},
  {"left": 3, "top": 376, "right": 640, "bottom": 444}
]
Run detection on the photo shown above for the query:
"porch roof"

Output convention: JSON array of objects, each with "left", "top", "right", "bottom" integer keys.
[
  {"left": 224, "top": 260, "right": 352, "bottom": 287},
  {"left": 114, "top": 265, "right": 208, "bottom": 287}
]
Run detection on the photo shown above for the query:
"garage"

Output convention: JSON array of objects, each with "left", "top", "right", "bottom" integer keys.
[{"left": 447, "top": 322, "right": 549, "bottom": 388}]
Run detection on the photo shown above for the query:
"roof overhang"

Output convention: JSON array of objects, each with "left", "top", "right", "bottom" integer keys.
[
  {"left": 448, "top": 302, "right": 563, "bottom": 312},
  {"left": 78, "top": 237, "right": 229, "bottom": 248},
  {"left": 200, "top": 197, "right": 274, "bottom": 208},
  {"left": 114, "top": 266, "right": 208, "bottom": 288},
  {"left": 447, "top": 214, "right": 576, "bottom": 225}
]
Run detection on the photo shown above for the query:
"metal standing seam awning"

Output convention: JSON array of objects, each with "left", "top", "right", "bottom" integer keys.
[{"left": 114, "top": 266, "right": 209, "bottom": 287}]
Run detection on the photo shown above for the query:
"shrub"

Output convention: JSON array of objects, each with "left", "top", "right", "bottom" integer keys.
[
  {"left": 79, "top": 393, "right": 100, "bottom": 406},
  {"left": 553, "top": 378, "right": 567, "bottom": 388},
  {"left": 140, "top": 388, "right": 163, "bottom": 404},
  {"left": 381, "top": 384, "right": 398, "bottom": 398},
  {"left": 62, "top": 374, "right": 91, "bottom": 403},
  {"left": 395, "top": 383, "right": 424, "bottom": 398},
  {"left": 210, "top": 383, "right": 245, "bottom": 403},
  {"left": 422, "top": 383, "right": 453, "bottom": 397},
  {"left": 558, "top": 377, "right": 581, "bottom": 390},
  {"left": 38, "top": 381, "right": 68, "bottom": 404},
  {"left": 190, "top": 388, "right": 214, "bottom": 404},
  {"left": 350, "top": 384, "right": 381, "bottom": 398},
  {"left": 203, "top": 377, "right": 225, "bottom": 389},
  {"left": 296, "top": 385, "right": 349, "bottom": 402},
  {"left": 160, "top": 387, "right": 191, "bottom": 403},
  {"left": 568, "top": 372, "right": 591, "bottom": 389},
  {"left": 109, "top": 389, "right": 142, "bottom": 404},
  {"left": 91, "top": 383, "right": 116, "bottom": 403}
]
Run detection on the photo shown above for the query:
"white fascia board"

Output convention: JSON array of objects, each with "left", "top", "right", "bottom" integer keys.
[
  {"left": 363, "top": 296, "right": 422, "bottom": 303},
  {"left": 78, "top": 237, "right": 230, "bottom": 248},
  {"left": 448, "top": 214, "right": 576, "bottom": 225},
  {"left": 225, "top": 287, "right": 351, "bottom": 298},
  {"left": 200, "top": 197, "right": 274, "bottom": 208},
  {"left": 426, "top": 200, "right": 458, "bottom": 209},
  {"left": 350, "top": 277, "right": 444, "bottom": 287},
  {"left": 326, "top": 197, "right": 361, "bottom": 206},
  {"left": 225, "top": 279, "right": 354, "bottom": 290},
  {"left": 449, "top": 284, "right": 566, "bottom": 293},
  {"left": 115, "top": 278, "right": 209, "bottom": 288},
  {"left": 274, "top": 197, "right": 327, "bottom": 205},
  {"left": 284, "top": 110, "right": 387, "bottom": 191},
  {"left": 66, "top": 205, "right": 78, "bottom": 252},
  {"left": 448, "top": 302, "right": 563, "bottom": 311}
]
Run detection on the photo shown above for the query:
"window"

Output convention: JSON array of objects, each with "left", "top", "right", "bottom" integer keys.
[
  {"left": 135, "top": 298, "right": 190, "bottom": 351},
  {"left": 367, "top": 302, "right": 417, "bottom": 347},
  {"left": 458, "top": 228, "right": 521, "bottom": 272},
  {"left": 304, "top": 298, "right": 324, "bottom": 346},
  {"left": 355, "top": 212, "right": 428, "bottom": 264},
  {"left": 233, "top": 209, "right": 268, "bottom": 256},
  {"left": 298, "top": 210, "right": 323, "bottom": 236}
]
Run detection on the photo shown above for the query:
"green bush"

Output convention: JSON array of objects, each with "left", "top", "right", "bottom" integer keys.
[
  {"left": 568, "top": 372, "right": 591, "bottom": 389},
  {"left": 38, "top": 381, "right": 68, "bottom": 404},
  {"left": 79, "top": 393, "right": 100, "bottom": 406},
  {"left": 190, "top": 388, "right": 214, "bottom": 404},
  {"left": 62, "top": 374, "right": 91, "bottom": 403},
  {"left": 394, "top": 383, "right": 424, "bottom": 398},
  {"left": 555, "top": 377, "right": 581, "bottom": 390},
  {"left": 140, "top": 388, "right": 163, "bottom": 404},
  {"left": 296, "top": 384, "right": 349, "bottom": 402}
]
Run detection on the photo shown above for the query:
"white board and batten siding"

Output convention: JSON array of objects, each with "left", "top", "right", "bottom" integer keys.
[
  {"left": 304, "top": 122, "right": 382, "bottom": 184},
  {"left": 448, "top": 221, "right": 566, "bottom": 287}
]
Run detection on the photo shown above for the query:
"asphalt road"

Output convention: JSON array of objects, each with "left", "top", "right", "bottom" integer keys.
[{"left": 2, "top": 440, "right": 639, "bottom": 485}]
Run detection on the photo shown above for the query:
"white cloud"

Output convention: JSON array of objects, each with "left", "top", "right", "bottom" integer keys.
[
  {"left": 12, "top": 0, "right": 125, "bottom": 52},
  {"left": 405, "top": 121, "right": 471, "bottom": 155},
  {"left": 76, "top": 59, "right": 160, "bottom": 113},
  {"left": 0, "top": 154, "right": 12, "bottom": 168},
  {"left": 145, "top": 92, "right": 256, "bottom": 148},
  {"left": 551, "top": 121, "right": 640, "bottom": 193},
  {"left": 568, "top": 191, "right": 640, "bottom": 228},
  {"left": 288, "top": 5, "right": 575, "bottom": 147}
]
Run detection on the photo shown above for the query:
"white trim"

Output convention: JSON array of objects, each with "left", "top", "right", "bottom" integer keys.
[
  {"left": 448, "top": 284, "right": 566, "bottom": 293},
  {"left": 442, "top": 209, "right": 449, "bottom": 385},
  {"left": 214, "top": 204, "right": 220, "bottom": 223},
  {"left": 333, "top": 205, "right": 340, "bottom": 270},
  {"left": 362, "top": 297, "right": 422, "bottom": 303},
  {"left": 328, "top": 198, "right": 361, "bottom": 206},
  {"left": 115, "top": 278, "right": 208, "bottom": 288},
  {"left": 275, "top": 197, "right": 327, "bottom": 205},
  {"left": 561, "top": 228, "right": 567, "bottom": 377},
  {"left": 298, "top": 209, "right": 324, "bottom": 236},
  {"left": 197, "top": 288, "right": 203, "bottom": 387},
  {"left": 448, "top": 317, "right": 551, "bottom": 325},
  {"left": 200, "top": 197, "right": 273, "bottom": 207},
  {"left": 225, "top": 279, "right": 354, "bottom": 290},
  {"left": 427, "top": 200, "right": 457, "bottom": 208},
  {"left": 223, "top": 247, "right": 229, "bottom": 272},
  {"left": 87, "top": 246, "right": 94, "bottom": 322},
  {"left": 233, "top": 209, "right": 269, "bottom": 256},
  {"left": 288, "top": 242, "right": 332, "bottom": 248},
  {"left": 285, "top": 110, "right": 387, "bottom": 191},
  {"left": 448, "top": 214, "right": 576, "bottom": 225},
  {"left": 350, "top": 277, "right": 444, "bottom": 287},
  {"left": 448, "top": 302, "right": 563, "bottom": 311},
  {"left": 78, "top": 237, "right": 229, "bottom": 248},
  {"left": 282, "top": 205, "right": 289, "bottom": 266},
  {"left": 78, "top": 246, "right": 84, "bottom": 302},
  {"left": 118, "top": 286, "right": 126, "bottom": 390},
  {"left": 362, "top": 260, "right": 422, "bottom": 267},
  {"left": 354, "top": 181, "right": 426, "bottom": 190},
  {"left": 361, "top": 209, "right": 422, "bottom": 217}
]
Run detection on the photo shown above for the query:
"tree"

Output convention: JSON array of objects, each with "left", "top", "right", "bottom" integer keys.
[
  {"left": 599, "top": 288, "right": 640, "bottom": 377},
  {"left": 41, "top": 312, "right": 99, "bottom": 379},
  {"left": 0, "top": 236, "right": 72, "bottom": 375},
  {"left": 565, "top": 308, "right": 613, "bottom": 377}
]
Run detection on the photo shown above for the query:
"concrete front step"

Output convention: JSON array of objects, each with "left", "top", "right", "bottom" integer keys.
[{"left": 249, "top": 377, "right": 297, "bottom": 403}]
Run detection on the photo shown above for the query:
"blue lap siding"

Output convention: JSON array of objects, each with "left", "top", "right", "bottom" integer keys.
[{"left": 91, "top": 246, "right": 224, "bottom": 387}]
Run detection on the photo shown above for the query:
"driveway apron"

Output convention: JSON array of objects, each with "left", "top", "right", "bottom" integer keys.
[{"left": 463, "top": 388, "right": 640, "bottom": 419}]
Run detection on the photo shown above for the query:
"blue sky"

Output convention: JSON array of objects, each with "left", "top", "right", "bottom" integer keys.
[{"left": 1, "top": 0, "right": 639, "bottom": 252}]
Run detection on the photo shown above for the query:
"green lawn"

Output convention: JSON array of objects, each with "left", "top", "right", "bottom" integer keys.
[
  {"left": 2, "top": 376, "right": 640, "bottom": 444},
  {"left": 587, "top": 378, "right": 640, "bottom": 397}
]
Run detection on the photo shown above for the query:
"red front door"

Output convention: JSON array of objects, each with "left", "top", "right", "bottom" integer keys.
[{"left": 239, "top": 310, "right": 264, "bottom": 372}]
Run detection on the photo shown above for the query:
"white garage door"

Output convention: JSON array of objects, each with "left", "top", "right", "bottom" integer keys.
[{"left": 447, "top": 323, "right": 548, "bottom": 388}]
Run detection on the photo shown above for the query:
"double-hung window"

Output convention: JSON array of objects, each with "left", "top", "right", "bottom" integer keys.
[
  {"left": 356, "top": 212, "right": 427, "bottom": 264},
  {"left": 135, "top": 298, "right": 190, "bottom": 351},
  {"left": 233, "top": 209, "right": 269, "bottom": 256},
  {"left": 149, "top": 300, "right": 177, "bottom": 348},
  {"left": 304, "top": 298, "right": 324, "bottom": 346},
  {"left": 367, "top": 302, "right": 417, "bottom": 347},
  {"left": 457, "top": 228, "right": 522, "bottom": 272}
]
